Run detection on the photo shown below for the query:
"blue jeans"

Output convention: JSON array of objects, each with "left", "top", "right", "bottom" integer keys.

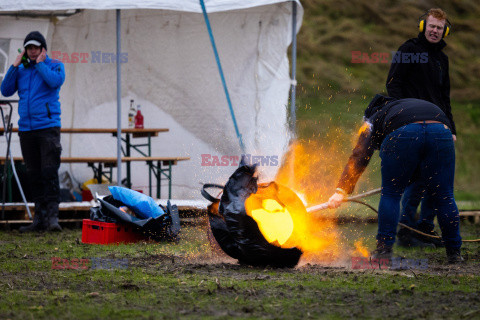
[
  {"left": 400, "top": 181, "right": 436, "bottom": 231},
  {"left": 377, "top": 123, "right": 461, "bottom": 249}
]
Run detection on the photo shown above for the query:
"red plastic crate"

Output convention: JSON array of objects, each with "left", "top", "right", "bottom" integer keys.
[{"left": 82, "top": 219, "right": 145, "bottom": 244}]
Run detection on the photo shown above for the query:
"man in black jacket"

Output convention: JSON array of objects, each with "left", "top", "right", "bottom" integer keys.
[{"left": 386, "top": 8, "right": 454, "bottom": 248}]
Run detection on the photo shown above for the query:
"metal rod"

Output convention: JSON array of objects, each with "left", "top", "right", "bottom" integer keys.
[
  {"left": 306, "top": 188, "right": 381, "bottom": 213},
  {"left": 288, "top": 1, "right": 298, "bottom": 186},
  {"left": 116, "top": 9, "right": 122, "bottom": 186},
  {"left": 290, "top": 1, "right": 297, "bottom": 134}
]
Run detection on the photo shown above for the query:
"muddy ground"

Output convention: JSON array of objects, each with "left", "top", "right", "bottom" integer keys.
[{"left": 0, "top": 222, "right": 479, "bottom": 319}]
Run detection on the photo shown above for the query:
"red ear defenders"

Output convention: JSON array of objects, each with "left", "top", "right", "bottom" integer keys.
[{"left": 418, "top": 12, "right": 452, "bottom": 38}]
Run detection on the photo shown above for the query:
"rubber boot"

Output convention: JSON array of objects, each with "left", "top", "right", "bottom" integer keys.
[
  {"left": 446, "top": 247, "right": 464, "bottom": 264},
  {"left": 45, "top": 201, "right": 62, "bottom": 232},
  {"left": 19, "top": 203, "right": 46, "bottom": 233},
  {"left": 370, "top": 241, "right": 393, "bottom": 260}
]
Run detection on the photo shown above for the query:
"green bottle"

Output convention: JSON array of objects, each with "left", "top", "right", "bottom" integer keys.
[{"left": 18, "top": 48, "right": 29, "bottom": 68}]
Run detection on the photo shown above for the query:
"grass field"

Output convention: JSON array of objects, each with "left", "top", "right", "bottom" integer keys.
[{"left": 0, "top": 223, "right": 479, "bottom": 320}]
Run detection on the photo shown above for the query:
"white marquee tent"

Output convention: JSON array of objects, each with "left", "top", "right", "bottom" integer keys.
[{"left": 0, "top": 0, "right": 303, "bottom": 199}]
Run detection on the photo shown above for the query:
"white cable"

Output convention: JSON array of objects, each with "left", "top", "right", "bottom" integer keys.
[
  {"left": 2, "top": 106, "right": 32, "bottom": 219},
  {"left": 7, "top": 150, "right": 32, "bottom": 219}
]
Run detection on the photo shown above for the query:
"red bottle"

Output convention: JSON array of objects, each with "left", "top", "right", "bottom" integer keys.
[{"left": 134, "top": 105, "right": 144, "bottom": 129}]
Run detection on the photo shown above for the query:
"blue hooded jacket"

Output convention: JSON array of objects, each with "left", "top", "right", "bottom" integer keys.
[{"left": 1, "top": 56, "right": 65, "bottom": 131}]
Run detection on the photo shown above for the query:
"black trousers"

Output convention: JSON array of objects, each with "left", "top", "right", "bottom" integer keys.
[{"left": 19, "top": 127, "right": 62, "bottom": 203}]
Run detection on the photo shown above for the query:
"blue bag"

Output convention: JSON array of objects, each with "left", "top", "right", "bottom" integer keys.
[{"left": 108, "top": 186, "right": 164, "bottom": 219}]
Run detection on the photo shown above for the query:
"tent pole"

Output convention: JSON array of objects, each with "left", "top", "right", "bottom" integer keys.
[
  {"left": 290, "top": 1, "right": 297, "bottom": 134},
  {"left": 116, "top": 9, "right": 122, "bottom": 186},
  {"left": 289, "top": 1, "right": 298, "bottom": 183},
  {"left": 199, "top": 0, "right": 246, "bottom": 154}
]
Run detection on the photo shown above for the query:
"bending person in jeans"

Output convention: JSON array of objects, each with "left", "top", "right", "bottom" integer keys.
[
  {"left": 327, "top": 95, "right": 462, "bottom": 263},
  {"left": 0, "top": 31, "right": 65, "bottom": 232}
]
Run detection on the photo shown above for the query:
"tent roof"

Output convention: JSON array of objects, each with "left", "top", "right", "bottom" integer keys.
[{"left": 0, "top": 0, "right": 300, "bottom": 13}]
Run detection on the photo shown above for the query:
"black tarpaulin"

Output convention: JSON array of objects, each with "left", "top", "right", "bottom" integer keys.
[{"left": 205, "top": 164, "right": 302, "bottom": 268}]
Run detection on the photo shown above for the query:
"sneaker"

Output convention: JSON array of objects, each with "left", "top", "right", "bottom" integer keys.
[
  {"left": 446, "top": 247, "right": 464, "bottom": 264},
  {"left": 370, "top": 242, "right": 393, "bottom": 260},
  {"left": 397, "top": 227, "right": 435, "bottom": 248}
]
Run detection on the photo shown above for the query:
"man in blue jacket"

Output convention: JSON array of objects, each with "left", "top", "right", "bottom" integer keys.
[{"left": 1, "top": 31, "right": 65, "bottom": 232}]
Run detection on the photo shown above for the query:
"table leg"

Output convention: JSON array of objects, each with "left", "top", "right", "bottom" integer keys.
[
  {"left": 97, "top": 163, "right": 103, "bottom": 184},
  {"left": 148, "top": 160, "right": 153, "bottom": 197},
  {"left": 168, "top": 162, "right": 172, "bottom": 200},
  {"left": 125, "top": 133, "right": 132, "bottom": 188},
  {"left": 156, "top": 161, "right": 161, "bottom": 199},
  {"left": 148, "top": 134, "right": 151, "bottom": 156}
]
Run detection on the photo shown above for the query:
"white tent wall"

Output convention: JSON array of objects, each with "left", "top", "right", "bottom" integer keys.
[{"left": 0, "top": 1, "right": 303, "bottom": 199}]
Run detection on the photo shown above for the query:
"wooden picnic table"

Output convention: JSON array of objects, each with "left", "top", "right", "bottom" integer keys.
[
  {"left": 1, "top": 127, "right": 170, "bottom": 187},
  {"left": 1, "top": 127, "right": 190, "bottom": 200},
  {"left": 1, "top": 156, "right": 190, "bottom": 199}
]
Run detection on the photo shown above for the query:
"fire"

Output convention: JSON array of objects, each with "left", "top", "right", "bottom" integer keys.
[
  {"left": 271, "top": 132, "right": 378, "bottom": 262},
  {"left": 357, "top": 122, "right": 371, "bottom": 136},
  {"left": 245, "top": 182, "right": 300, "bottom": 249},
  {"left": 245, "top": 182, "right": 340, "bottom": 261},
  {"left": 250, "top": 199, "right": 294, "bottom": 246},
  {"left": 354, "top": 239, "right": 369, "bottom": 257},
  {"left": 275, "top": 139, "right": 347, "bottom": 206},
  {"left": 272, "top": 140, "right": 346, "bottom": 261}
]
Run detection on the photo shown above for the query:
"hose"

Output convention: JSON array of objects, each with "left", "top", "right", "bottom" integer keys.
[{"left": 343, "top": 198, "right": 480, "bottom": 243}]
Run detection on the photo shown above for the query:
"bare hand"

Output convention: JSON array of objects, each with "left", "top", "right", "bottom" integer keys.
[
  {"left": 36, "top": 48, "right": 47, "bottom": 63},
  {"left": 452, "top": 134, "right": 456, "bottom": 142},
  {"left": 13, "top": 49, "right": 25, "bottom": 67},
  {"left": 328, "top": 192, "right": 345, "bottom": 209}
]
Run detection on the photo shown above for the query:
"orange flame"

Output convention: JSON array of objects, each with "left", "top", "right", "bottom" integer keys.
[
  {"left": 250, "top": 199, "right": 294, "bottom": 246},
  {"left": 357, "top": 122, "right": 371, "bottom": 136},
  {"left": 353, "top": 239, "right": 370, "bottom": 258},
  {"left": 272, "top": 140, "right": 346, "bottom": 261},
  {"left": 245, "top": 182, "right": 340, "bottom": 262},
  {"left": 271, "top": 132, "right": 378, "bottom": 262}
]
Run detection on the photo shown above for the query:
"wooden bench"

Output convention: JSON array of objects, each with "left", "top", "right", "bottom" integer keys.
[{"left": 0, "top": 156, "right": 189, "bottom": 199}]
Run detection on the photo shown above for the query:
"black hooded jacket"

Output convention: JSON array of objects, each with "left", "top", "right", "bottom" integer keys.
[
  {"left": 386, "top": 32, "right": 455, "bottom": 134},
  {"left": 336, "top": 95, "right": 451, "bottom": 194}
]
